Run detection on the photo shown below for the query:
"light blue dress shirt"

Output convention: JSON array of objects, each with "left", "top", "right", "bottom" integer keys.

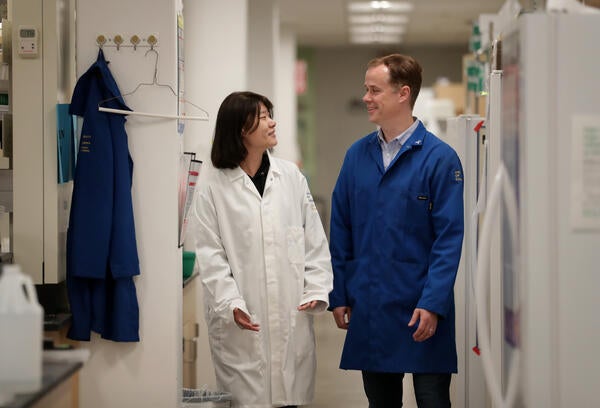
[{"left": 377, "top": 118, "right": 421, "bottom": 170}]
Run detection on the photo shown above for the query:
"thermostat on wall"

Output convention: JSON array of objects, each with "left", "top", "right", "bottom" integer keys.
[{"left": 17, "top": 25, "right": 39, "bottom": 58}]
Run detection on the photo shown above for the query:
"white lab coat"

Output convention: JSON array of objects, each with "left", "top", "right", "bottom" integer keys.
[{"left": 193, "top": 154, "right": 333, "bottom": 408}]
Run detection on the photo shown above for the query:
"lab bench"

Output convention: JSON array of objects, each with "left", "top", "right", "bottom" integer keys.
[{"left": 0, "top": 361, "right": 82, "bottom": 408}]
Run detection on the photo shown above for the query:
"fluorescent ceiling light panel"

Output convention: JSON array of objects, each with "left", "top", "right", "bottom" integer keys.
[
  {"left": 350, "top": 25, "right": 406, "bottom": 35},
  {"left": 350, "top": 33, "right": 403, "bottom": 44},
  {"left": 348, "top": 14, "right": 409, "bottom": 24},
  {"left": 370, "top": 1, "right": 391, "bottom": 9},
  {"left": 348, "top": 1, "right": 414, "bottom": 13}
]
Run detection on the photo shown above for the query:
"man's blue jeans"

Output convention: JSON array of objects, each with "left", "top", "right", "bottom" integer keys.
[{"left": 362, "top": 371, "right": 452, "bottom": 407}]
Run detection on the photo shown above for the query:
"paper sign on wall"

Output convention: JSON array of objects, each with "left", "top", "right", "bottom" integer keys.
[{"left": 571, "top": 115, "right": 600, "bottom": 231}]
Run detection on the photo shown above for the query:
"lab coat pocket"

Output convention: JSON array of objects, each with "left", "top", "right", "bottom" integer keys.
[
  {"left": 209, "top": 315, "right": 265, "bottom": 394},
  {"left": 387, "top": 259, "right": 428, "bottom": 307},
  {"left": 286, "top": 226, "right": 305, "bottom": 264},
  {"left": 281, "top": 310, "right": 316, "bottom": 397},
  {"left": 284, "top": 310, "right": 315, "bottom": 368},
  {"left": 404, "top": 190, "right": 430, "bottom": 227}
]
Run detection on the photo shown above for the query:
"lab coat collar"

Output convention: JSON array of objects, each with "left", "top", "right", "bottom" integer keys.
[
  {"left": 266, "top": 150, "right": 282, "bottom": 176},
  {"left": 366, "top": 120, "right": 427, "bottom": 173},
  {"left": 224, "top": 166, "right": 245, "bottom": 182},
  {"left": 225, "top": 150, "right": 281, "bottom": 182},
  {"left": 399, "top": 120, "right": 426, "bottom": 151},
  {"left": 368, "top": 119, "right": 426, "bottom": 148}
]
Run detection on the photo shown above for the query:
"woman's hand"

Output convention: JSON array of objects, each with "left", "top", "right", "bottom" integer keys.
[
  {"left": 297, "top": 300, "right": 326, "bottom": 311},
  {"left": 233, "top": 308, "right": 260, "bottom": 331}
]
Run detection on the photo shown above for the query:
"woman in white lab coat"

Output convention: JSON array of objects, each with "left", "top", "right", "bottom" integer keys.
[{"left": 193, "top": 91, "right": 333, "bottom": 408}]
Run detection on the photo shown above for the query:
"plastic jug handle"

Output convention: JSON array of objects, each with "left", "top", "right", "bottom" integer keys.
[{"left": 21, "top": 274, "right": 40, "bottom": 305}]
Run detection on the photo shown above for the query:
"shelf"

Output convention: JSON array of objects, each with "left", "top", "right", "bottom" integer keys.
[{"left": 183, "top": 271, "right": 199, "bottom": 288}]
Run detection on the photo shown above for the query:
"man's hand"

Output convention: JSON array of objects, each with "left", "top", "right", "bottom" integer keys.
[
  {"left": 233, "top": 308, "right": 260, "bottom": 331},
  {"left": 408, "top": 308, "right": 438, "bottom": 342},
  {"left": 332, "top": 306, "right": 352, "bottom": 330}
]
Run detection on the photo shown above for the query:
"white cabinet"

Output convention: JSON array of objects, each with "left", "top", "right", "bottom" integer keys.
[{"left": 10, "top": 0, "right": 76, "bottom": 283}]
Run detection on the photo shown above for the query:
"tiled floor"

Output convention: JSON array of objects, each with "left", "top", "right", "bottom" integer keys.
[{"left": 308, "top": 313, "right": 417, "bottom": 408}]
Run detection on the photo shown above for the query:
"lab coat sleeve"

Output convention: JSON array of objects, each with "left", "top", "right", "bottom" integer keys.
[
  {"left": 193, "top": 187, "right": 249, "bottom": 322},
  {"left": 299, "top": 174, "right": 333, "bottom": 313},
  {"left": 328, "top": 153, "right": 353, "bottom": 310},
  {"left": 417, "top": 147, "right": 464, "bottom": 318}
]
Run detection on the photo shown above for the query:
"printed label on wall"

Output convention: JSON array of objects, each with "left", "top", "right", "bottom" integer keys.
[{"left": 571, "top": 115, "right": 600, "bottom": 230}]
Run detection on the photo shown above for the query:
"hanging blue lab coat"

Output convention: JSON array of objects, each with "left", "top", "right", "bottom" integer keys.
[
  {"left": 329, "top": 122, "right": 464, "bottom": 373},
  {"left": 66, "top": 49, "right": 140, "bottom": 342}
]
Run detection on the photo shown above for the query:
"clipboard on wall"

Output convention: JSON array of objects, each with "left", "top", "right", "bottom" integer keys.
[{"left": 178, "top": 153, "right": 202, "bottom": 247}]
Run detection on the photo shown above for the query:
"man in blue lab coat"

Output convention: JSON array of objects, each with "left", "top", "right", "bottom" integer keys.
[
  {"left": 66, "top": 49, "right": 140, "bottom": 342},
  {"left": 329, "top": 54, "right": 464, "bottom": 407}
]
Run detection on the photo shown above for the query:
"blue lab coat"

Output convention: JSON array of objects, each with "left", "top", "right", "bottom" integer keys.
[
  {"left": 66, "top": 49, "right": 140, "bottom": 342},
  {"left": 329, "top": 122, "right": 464, "bottom": 373}
]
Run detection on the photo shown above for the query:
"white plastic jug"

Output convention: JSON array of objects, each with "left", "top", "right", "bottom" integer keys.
[{"left": 0, "top": 264, "right": 43, "bottom": 394}]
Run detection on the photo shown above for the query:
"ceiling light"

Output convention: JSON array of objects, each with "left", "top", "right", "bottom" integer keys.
[
  {"left": 350, "top": 33, "right": 403, "bottom": 44},
  {"left": 348, "top": 14, "right": 409, "bottom": 24},
  {"left": 347, "top": 1, "right": 412, "bottom": 45},
  {"left": 348, "top": 1, "right": 414, "bottom": 13},
  {"left": 370, "top": 1, "right": 391, "bottom": 9},
  {"left": 350, "top": 25, "right": 406, "bottom": 35}
]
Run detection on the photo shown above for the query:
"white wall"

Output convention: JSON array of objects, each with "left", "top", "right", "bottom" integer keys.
[
  {"left": 247, "top": 0, "right": 278, "bottom": 101},
  {"left": 75, "top": 0, "right": 182, "bottom": 406},
  {"left": 182, "top": 0, "right": 248, "bottom": 164},
  {"left": 274, "top": 26, "right": 300, "bottom": 163},
  {"left": 247, "top": 0, "right": 298, "bottom": 163}
]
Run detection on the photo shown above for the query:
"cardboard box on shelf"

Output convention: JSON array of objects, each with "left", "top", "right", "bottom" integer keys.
[{"left": 433, "top": 82, "right": 466, "bottom": 115}]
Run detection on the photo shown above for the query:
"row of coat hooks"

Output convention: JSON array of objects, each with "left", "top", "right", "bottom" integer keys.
[
  {"left": 96, "top": 34, "right": 158, "bottom": 51},
  {"left": 95, "top": 33, "right": 210, "bottom": 122}
]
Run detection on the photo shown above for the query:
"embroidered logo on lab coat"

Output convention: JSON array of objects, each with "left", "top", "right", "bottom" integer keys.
[
  {"left": 453, "top": 169, "right": 463, "bottom": 183},
  {"left": 306, "top": 191, "right": 318, "bottom": 211},
  {"left": 80, "top": 135, "right": 92, "bottom": 153}
]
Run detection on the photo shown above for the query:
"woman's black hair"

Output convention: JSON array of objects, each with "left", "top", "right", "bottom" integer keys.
[{"left": 211, "top": 91, "right": 273, "bottom": 169}]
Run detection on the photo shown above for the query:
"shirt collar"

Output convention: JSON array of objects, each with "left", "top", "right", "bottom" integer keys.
[
  {"left": 226, "top": 149, "right": 280, "bottom": 181},
  {"left": 250, "top": 152, "right": 270, "bottom": 180},
  {"left": 377, "top": 118, "right": 421, "bottom": 147}
]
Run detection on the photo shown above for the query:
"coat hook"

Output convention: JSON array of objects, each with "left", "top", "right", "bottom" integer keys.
[
  {"left": 96, "top": 34, "right": 107, "bottom": 49},
  {"left": 147, "top": 34, "right": 158, "bottom": 50},
  {"left": 114, "top": 34, "right": 124, "bottom": 51},
  {"left": 130, "top": 34, "right": 141, "bottom": 51}
]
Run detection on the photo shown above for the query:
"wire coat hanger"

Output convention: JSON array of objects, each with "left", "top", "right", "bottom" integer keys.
[{"left": 98, "top": 49, "right": 209, "bottom": 121}]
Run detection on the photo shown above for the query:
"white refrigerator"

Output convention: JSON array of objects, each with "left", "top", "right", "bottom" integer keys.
[{"left": 476, "top": 12, "right": 600, "bottom": 408}]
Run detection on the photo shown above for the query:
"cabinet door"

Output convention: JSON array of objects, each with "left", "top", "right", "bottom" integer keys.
[
  {"left": 12, "top": 0, "right": 75, "bottom": 284},
  {"left": 183, "top": 277, "right": 198, "bottom": 388}
]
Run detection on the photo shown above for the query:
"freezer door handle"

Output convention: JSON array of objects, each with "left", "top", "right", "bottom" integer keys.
[{"left": 475, "top": 162, "right": 521, "bottom": 408}]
